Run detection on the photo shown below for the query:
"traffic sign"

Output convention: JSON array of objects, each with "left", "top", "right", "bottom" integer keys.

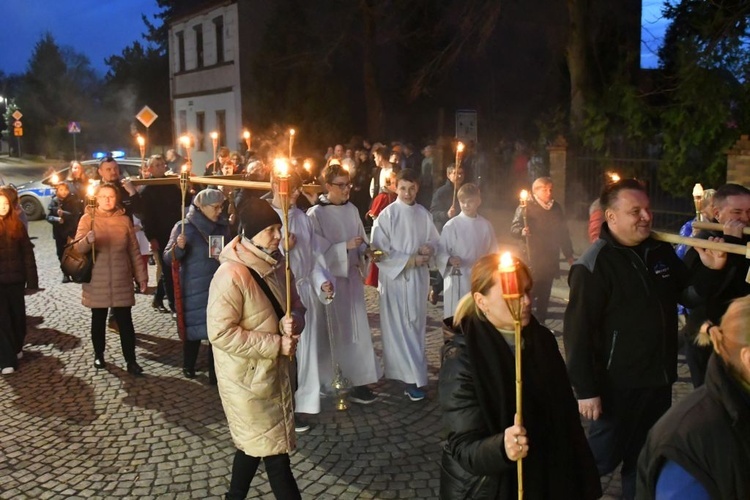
[
  {"left": 14, "top": 127, "right": 23, "bottom": 136},
  {"left": 12, "top": 110, "right": 22, "bottom": 121},
  {"left": 136, "top": 106, "right": 158, "bottom": 128},
  {"left": 68, "top": 121, "right": 81, "bottom": 134},
  {"left": 13, "top": 120, "right": 22, "bottom": 128}
]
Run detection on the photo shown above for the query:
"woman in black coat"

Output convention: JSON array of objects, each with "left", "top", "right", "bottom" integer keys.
[{"left": 438, "top": 253, "right": 601, "bottom": 500}]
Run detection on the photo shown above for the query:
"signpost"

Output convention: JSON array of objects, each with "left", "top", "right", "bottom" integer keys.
[
  {"left": 68, "top": 121, "right": 81, "bottom": 159},
  {"left": 135, "top": 106, "right": 158, "bottom": 154},
  {"left": 11, "top": 110, "right": 22, "bottom": 157}
]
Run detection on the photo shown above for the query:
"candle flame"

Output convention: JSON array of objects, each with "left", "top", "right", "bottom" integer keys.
[
  {"left": 289, "top": 128, "right": 295, "bottom": 137},
  {"left": 210, "top": 131, "right": 218, "bottom": 140},
  {"left": 519, "top": 189, "right": 529, "bottom": 201},
  {"left": 274, "top": 158, "right": 289, "bottom": 177},
  {"left": 499, "top": 252, "right": 515, "bottom": 271},
  {"left": 692, "top": 183, "right": 704, "bottom": 198},
  {"left": 607, "top": 171, "right": 620, "bottom": 183},
  {"left": 243, "top": 130, "right": 250, "bottom": 140},
  {"left": 136, "top": 135, "right": 145, "bottom": 147},
  {"left": 179, "top": 135, "right": 190, "bottom": 147},
  {"left": 303, "top": 160, "right": 312, "bottom": 172},
  {"left": 51, "top": 173, "right": 60, "bottom": 185},
  {"left": 86, "top": 184, "right": 96, "bottom": 197},
  {"left": 181, "top": 164, "right": 189, "bottom": 173},
  {"left": 457, "top": 142, "right": 465, "bottom": 153}
]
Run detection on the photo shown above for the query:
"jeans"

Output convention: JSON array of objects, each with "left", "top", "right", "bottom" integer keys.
[
  {"left": 91, "top": 307, "right": 137, "bottom": 363},
  {"left": 226, "top": 450, "right": 300, "bottom": 500}
]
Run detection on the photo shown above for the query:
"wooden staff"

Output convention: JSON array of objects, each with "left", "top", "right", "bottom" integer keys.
[
  {"left": 128, "top": 174, "right": 323, "bottom": 195},
  {"left": 498, "top": 252, "right": 524, "bottom": 500},
  {"left": 692, "top": 220, "right": 750, "bottom": 236},
  {"left": 452, "top": 142, "right": 464, "bottom": 210},
  {"left": 651, "top": 231, "right": 750, "bottom": 257}
]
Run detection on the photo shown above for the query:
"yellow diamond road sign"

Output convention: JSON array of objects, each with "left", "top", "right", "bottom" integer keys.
[
  {"left": 136, "top": 106, "right": 158, "bottom": 128},
  {"left": 12, "top": 110, "right": 22, "bottom": 121}
]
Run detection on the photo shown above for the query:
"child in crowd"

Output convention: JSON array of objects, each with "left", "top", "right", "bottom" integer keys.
[
  {"left": 47, "top": 181, "right": 83, "bottom": 283},
  {"left": 436, "top": 183, "right": 497, "bottom": 319},
  {"left": 371, "top": 168, "right": 439, "bottom": 402}
]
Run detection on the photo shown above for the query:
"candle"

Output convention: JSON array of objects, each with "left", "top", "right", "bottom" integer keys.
[
  {"left": 243, "top": 130, "right": 252, "bottom": 151},
  {"left": 136, "top": 135, "right": 146, "bottom": 160},
  {"left": 692, "top": 183, "right": 704, "bottom": 221},
  {"left": 289, "top": 128, "right": 295, "bottom": 159},
  {"left": 51, "top": 173, "right": 59, "bottom": 185},
  {"left": 498, "top": 252, "right": 520, "bottom": 297},
  {"left": 519, "top": 189, "right": 529, "bottom": 207},
  {"left": 210, "top": 131, "right": 219, "bottom": 174},
  {"left": 179, "top": 165, "right": 190, "bottom": 234},
  {"left": 275, "top": 158, "right": 290, "bottom": 196},
  {"left": 179, "top": 135, "right": 191, "bottom": 163},
  {"left": 607, "top": 171, "right": 620, "bottom": 183},
  {"left": 455, "top": 141, "right": 464, "bottom": 169},
  {"left": 303, "top": 159, "right": 311, "bottom": 172}
]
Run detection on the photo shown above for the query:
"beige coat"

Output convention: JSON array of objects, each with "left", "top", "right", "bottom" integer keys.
[
  {"left": 74, "top": 208, "right": 147, "bottom": 309},
  {"left": 207, "top": 236, "right": 305, "bottom": 457}
]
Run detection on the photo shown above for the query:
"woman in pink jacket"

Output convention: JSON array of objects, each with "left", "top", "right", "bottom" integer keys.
[{"left": 75, "top": 183, "right": 148, "bottom": 375}]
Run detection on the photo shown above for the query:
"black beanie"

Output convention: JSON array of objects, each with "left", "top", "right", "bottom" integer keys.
[{"left": 237, "top": 197, "right": 282, "bottom": 240}]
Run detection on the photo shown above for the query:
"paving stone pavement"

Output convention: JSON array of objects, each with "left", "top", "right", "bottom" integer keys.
[{"left": 0, "top": 219, "right": 695, "bottom": 499}]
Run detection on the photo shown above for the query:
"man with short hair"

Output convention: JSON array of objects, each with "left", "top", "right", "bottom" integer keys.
[
  {"left": 204, "top": 147, "right": 231, "bottom": 176},
  {"left": 372, "top": 168, "right": 440, "bottom": 401},
  {"left": 165, "top": 149, "right": 184, "bottom": 173},
  {"left": 307, "top": 163, "right": 382, "bottom": 405},
  {"left": 510, "top": 176, "right": 574, "bottom": 322},
  {"left": 97, "top": 156, "right": 141, "bottom": 217},
  {"left": 563, "top": 179, "right": 726, "bottom": 499}
]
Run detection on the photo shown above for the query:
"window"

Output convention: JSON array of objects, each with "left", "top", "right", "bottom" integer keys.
[
  {"left": 178, "top": 110, "right": 187, "bottom": 137},
  {"left": 194, "top": 24, "right": 204, "bottom": 68},
  {"left": 213, "top": 16, "right": 224, "bottom": 63},
  {"left": 216, "top": 110, "right": 226, "bottom": 146},
  {"left": 196, "top": 112, "right": 206, "bottom": 151},
  {"left": 176, "top": 31, "right": 185, "bottom": 72}
]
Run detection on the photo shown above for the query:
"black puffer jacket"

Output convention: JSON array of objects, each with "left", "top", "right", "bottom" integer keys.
[
  {"left": 439, "top": 316, "right": 601, "bottom": 500},
  {"left": 637, "top": 355, "right": 750, "bottom": 499},
  {"left": 563, "top": 223, "right": 719, "bottom": 399}
]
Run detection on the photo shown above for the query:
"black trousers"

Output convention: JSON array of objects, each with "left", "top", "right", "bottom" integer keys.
[
  {"left": 0, "top": 283, "right": 25, "bottom": 369},
  {"left": 531, "top": 274, "right": 554, "bottom": 322},
  {"left": 587, "top": 385, "right": 672, "bottom": 500},
  {"left": 226, "top": 450, "right": 300, "bottom": 500},
  {"left": 684, "top": 336, "right": 712, "bottom": 388},
  {"left": 184, "top": 340, "right": 215, "bottom": 379},
  {"left": 91, "top": 307, "right": 137, "bottom": 363},
  {"left": 153, "top": 251, "right": 175, "bottom": 311}
]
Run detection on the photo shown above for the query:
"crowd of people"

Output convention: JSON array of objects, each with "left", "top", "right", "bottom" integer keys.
[{"left": 1, "top": 139, "right": 749, "bottom": 499}]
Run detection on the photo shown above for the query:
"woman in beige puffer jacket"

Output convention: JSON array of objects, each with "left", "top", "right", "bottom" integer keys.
[
  {"left": 74, "top": 183, "right": 148, "bottom": 375},
  {"left": 208, "top": 197, "right": 305, "bottom": 500}
]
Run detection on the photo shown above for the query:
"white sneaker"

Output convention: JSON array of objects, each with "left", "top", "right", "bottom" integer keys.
[
  {"left": 1, "top": 367, "right": 15, "bottom": 375},
  {"left": 17, "top": 351, "right": 23, "bottom": 360}
]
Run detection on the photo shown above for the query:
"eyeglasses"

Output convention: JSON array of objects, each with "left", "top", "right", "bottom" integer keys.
[{"left": 330, "top": 182, "right": 353, "bottom": 190}]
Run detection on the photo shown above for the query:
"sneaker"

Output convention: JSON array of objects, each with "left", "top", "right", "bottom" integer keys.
[
  {"left": 294, "top": 415, "right": 311, "bottom": 434},
  {"left": 404, "top": 384, "right": 426, "bottom": 402},
  {"left": 348, "top": 385, "right": 378, "bottom": 405},
  {"left": 1, "top": 367, "right": 15, "bottom": 375}
]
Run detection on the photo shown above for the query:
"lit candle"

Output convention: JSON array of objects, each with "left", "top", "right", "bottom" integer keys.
[
  {"left": 692, "top": 183, "right": 704, "bottom": 221},
  {"left": 243, "top": 130, "right": 252, "bottom": 151},
  {"left": 210, "top": 131, "right": 219, "bottom": 174},
  {"left": 455, "top": 141, "right": 464, "bottom": 169},
  {"left": 51, "top": 173, "right": 59, "bottom": 186},
  {"left": 136, "top": 135, "right": 146, "bottom": 160},
  {"left": 303, "top": 159, "right": 311, "bottom": 172},
  {"left": 180, "top": 165, "right": 190, "bottom": 234},
  {"left": 498, "top": 252, "right": 520, "bottom": 297},
  {"left": 179, "top": 135, "right": 191, "bottom": 163},
  {"left": 289, "top": 128, "right": 295, "bottom": 159},
  {"left": 519, "top": 189, "right": 528, "bottom": 207},
  {"left": 607, "top": 171, "right": 621, "bottom": 183},
  {"left": 275, "top": 158, "right": 290, "bottom": 196}
]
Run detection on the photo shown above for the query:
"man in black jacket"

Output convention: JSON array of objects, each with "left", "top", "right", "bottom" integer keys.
[
  {"left": 637, "top": 295, "right": 750, "bottom": 499},
  {"left": 563, "top": 179, "right": 726, "bottom": 499}
]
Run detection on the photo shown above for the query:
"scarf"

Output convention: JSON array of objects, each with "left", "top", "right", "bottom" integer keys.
[{"left": 533, "top": 195, "right": 554, "bottom": 211}]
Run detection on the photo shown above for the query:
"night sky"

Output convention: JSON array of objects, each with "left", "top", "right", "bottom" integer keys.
[
  {"left": 0, "top": 0, "right": 162, "bottom": 76},
  {"left": 0, "top": 1, "right": 668, "bottom": 77}
]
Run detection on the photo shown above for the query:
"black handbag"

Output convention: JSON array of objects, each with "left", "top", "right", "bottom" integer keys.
[{"left": 61, "top": 235, "right": 93, "bottom": 283}]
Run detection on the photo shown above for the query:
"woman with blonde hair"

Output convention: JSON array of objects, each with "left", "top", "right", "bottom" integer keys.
[{"left": 439, "top": 253, "right": 601, "bottom": 499}]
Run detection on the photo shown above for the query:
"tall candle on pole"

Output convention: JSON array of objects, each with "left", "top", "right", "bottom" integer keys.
[
  {"left": 137, "top": 135, "right": 146, "bottom": 165},
  {"left": 274, "top": 158, "right": 293, "bottom": 323},
  {"left": 692, "top": 183, "right": 704, "bottom": 221},
  {"left": 519, "top": 189, "right": 531, "bottom": 260},
  {"left": 179, "top": 135, "right": 192, "bottom": 169},
  {"left": 179, "top": 165, "right": 189, "bottom": 235},
  {"left": 498, "top": 252, "right": 524, "bottom": 499},
  {"left": 288, "top": 128, "right": 295, "bottom": 160},
  {"left": 243, "top": 130, "right": 252, "bottom": 153},
  {"left": 453, "top": 141, "right": 464, "bottom": 210},
  {"left": 210, "top": 131, "right": 219, "bottom": 174},
  {"left": 87, "top": 183, "right": 97, "bottom": 263}
]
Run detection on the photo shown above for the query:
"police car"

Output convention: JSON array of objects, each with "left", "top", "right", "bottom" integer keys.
[{"left": 16, "top": 152, "right": 143, "bottom": 220}]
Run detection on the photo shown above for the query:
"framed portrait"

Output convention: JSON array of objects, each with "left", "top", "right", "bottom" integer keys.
[{"left": 209, "top": 235, "right": 224, "bottom": 259}]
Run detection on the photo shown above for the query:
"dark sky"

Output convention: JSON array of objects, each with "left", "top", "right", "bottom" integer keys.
[
  {"left": 0, "top": 0, "right": 162, "bottom": 76},
  {"left": 0, "top": 1, "right": 667, "bottom": 78}
]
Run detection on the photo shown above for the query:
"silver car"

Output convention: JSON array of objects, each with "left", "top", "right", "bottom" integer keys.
[{"left": 16, "top": 158, "right": 143, "bottom": 220}]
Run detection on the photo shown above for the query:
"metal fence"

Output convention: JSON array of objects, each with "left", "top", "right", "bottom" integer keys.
[{"left": 566, "top": 152, "right": 695, "bottom": 232}]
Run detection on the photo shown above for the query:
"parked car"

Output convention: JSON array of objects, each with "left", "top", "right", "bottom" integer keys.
[{"left": 16, "top": 158, "right": 143, "bottom": 220}]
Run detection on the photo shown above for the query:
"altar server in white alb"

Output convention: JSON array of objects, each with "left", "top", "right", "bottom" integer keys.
[
  {"left": 307, "top": 163, "right": 382, "bottom": 406},
  {"left": 268, "top": 172, "right": 333, "bottom": 432},
  {"left": 436, "top": 183, "right": 497, "bottom": 319},
  {"left": 371, "top": 168, "right": 440, "bottom": 402}
]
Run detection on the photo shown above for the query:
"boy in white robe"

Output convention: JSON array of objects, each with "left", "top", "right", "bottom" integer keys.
[
  {"left": 371, "top": 168, "right": 440, "bottom": 401},
  {"left": 268, "top": 172, "right": 333, "bottom": 432},
  {"left": 307, "top": 163, "right": 383, "bottom": 405},
  {"left": 436, "top": 183, "right": 498, "bottom": 319}
]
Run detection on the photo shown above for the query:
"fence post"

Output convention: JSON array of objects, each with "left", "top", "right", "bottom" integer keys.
[
  {"left": 547, "top": 135, "right": 568, "bottom": 208},
  {"left": 726, "top": 134, "right": 750, "bottom": 186}
]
